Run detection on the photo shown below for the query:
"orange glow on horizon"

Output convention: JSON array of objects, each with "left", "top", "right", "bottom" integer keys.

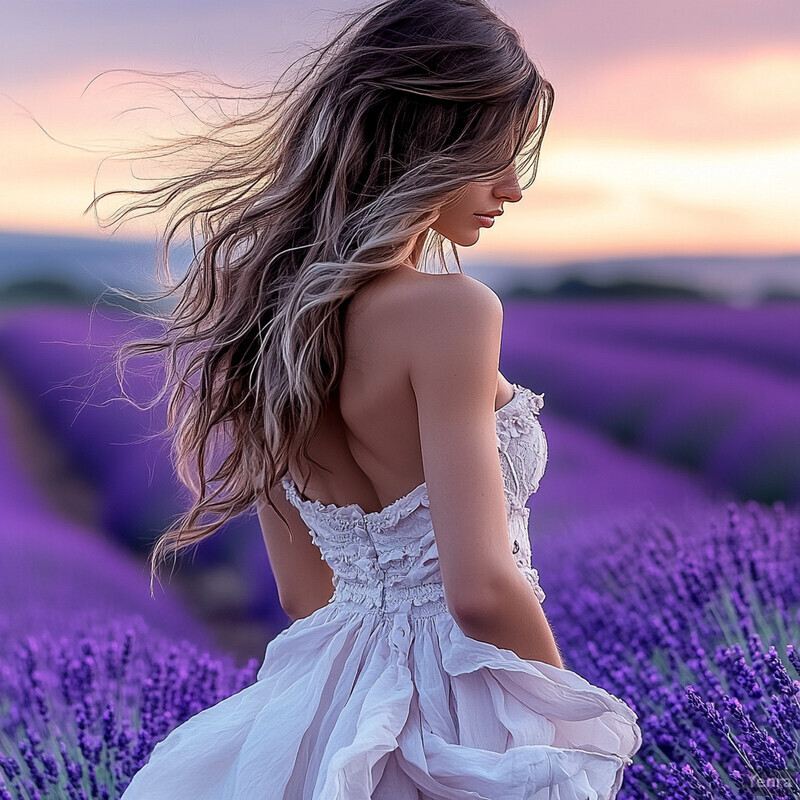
[{"left": 2, "top": 44, "right": 798, "bottom": 260}]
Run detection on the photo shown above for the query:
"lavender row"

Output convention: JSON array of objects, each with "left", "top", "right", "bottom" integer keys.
[
  {"left": 527, "top": 408, "right": 719, "bottom": 545},
  {"left": 0, "top": 306, "right": 181, "bottom": 558},
  {"left": 0, "top": 614, "right": 258, "bottom": 800},
  {"left": 539, "top": 500, "right": 800, "bottom": 800},
  {"left": 0, "top": 376, "right": 214, "bottom": 649},
  {"left": 505, "top": 299, "right": 800, "bottom": 379},
  {"left": 0, "top": 303, "right": 285, "bottom": 625},
  {"left": 501, "top": 321, "right": 800, "bottom": 503}
]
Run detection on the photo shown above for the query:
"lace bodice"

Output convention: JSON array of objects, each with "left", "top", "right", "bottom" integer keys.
[{"left": 280, "top": 383, "right": 548, "bottom": 617}]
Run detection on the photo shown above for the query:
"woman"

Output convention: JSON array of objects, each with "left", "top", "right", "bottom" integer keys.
[{"left": 106, "top": 0, "right": 642, "bottom": 796}]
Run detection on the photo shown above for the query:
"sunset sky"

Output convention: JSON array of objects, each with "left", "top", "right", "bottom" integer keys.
[{"left": 1, "top": 0, "right": 797, "bottom": 263}]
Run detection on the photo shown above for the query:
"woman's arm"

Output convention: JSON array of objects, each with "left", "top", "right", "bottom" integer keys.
[
  {"left": 456, "top": 569, "right": 565, "bottom": 668},
  {"left": 256, "top": 486, "right": 335, "bottom": 621},
  {"left": 407, "top": 274, "right": 564, "bottom": 669}
]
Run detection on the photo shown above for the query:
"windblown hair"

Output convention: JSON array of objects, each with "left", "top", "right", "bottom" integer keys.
[{"left": 87, "top": 0, "right": 554, "bottom": 597}]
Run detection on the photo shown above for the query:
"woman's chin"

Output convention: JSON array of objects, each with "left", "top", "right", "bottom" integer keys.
[{"left": 452, "top": 230, "right": 481, "bottom": 246}]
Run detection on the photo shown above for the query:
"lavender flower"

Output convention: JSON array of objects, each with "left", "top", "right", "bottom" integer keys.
[{"left": 0, "top": 614, "right": 257, "bottom": 799}]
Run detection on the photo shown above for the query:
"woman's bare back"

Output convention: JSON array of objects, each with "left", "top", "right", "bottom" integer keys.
[{"left": 286, "top": 265, "right": 515, "bottom": 514}]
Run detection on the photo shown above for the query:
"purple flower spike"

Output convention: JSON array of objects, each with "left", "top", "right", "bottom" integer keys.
[{"left": 0, "top": 612, "right": 257, "bottom": 798}]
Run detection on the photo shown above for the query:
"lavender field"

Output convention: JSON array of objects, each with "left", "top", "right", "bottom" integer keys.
[
  {"left": 0, "top": 298, "right": 798, "bottom": 799},
  {"left": 502, "top": 300, "right": 800, "bottom": 504}
]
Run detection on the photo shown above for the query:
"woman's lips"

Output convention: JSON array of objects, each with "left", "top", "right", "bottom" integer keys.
[{"left": 474, "top": 214, "right": 495, "bottom": 227}]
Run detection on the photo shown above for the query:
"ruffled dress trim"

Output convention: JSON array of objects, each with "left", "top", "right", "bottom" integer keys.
[
  {"left": 280, "top": 472, "right": 431, "bottom": 531},
  {"left": 279, "top": 382, "right": 545, "bottom": 527}
]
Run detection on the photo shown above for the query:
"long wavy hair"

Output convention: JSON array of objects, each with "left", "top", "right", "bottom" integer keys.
[{"left": 87, "top": 0, "right": 554, "bottom": 597}]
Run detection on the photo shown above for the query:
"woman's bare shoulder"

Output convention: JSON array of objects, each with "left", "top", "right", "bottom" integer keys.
[
  {"left": 404, "top": 271, "right": 503, "bottom": 347},
  {"left": 348, "top": 267, "right": 503, "bottom": 377},
  {"left": 416, "top": 270, "right": 501, "bottom": 311},
  {"left": 370, "top": 267, "right": 502, "bottom": 328}
]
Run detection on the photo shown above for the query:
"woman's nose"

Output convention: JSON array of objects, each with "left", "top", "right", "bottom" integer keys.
[{"left": 494, "top": 172, "right": 522, "bottom": 203}]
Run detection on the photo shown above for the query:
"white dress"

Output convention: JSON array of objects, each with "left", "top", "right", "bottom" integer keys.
[{"left": 121, "top": 383, "right": 642, "bottom": 799}]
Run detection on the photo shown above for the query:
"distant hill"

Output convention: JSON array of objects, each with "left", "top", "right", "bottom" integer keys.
[
  {"left": 504, "top": 276, "right": 707, "bottom": 302},
  {"left": 465, "top": 253, "right": 800, "bottom": 305},
  {"left": 1, "top": 229, "right": 798, "bottom": 307},
  {"left": 0, "top": 230, "right": 187, "bottom": 312}
]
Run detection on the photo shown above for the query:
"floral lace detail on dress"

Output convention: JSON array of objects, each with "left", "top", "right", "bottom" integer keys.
[
  {"left": 495, "top": 385, "right": 545, "bottom": 450},
  {"left": 496, "top": 386, "right": 548, "bottom": 511},
  {"left": 520, "top": 566, "right": 547, "bottom": 603}
]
